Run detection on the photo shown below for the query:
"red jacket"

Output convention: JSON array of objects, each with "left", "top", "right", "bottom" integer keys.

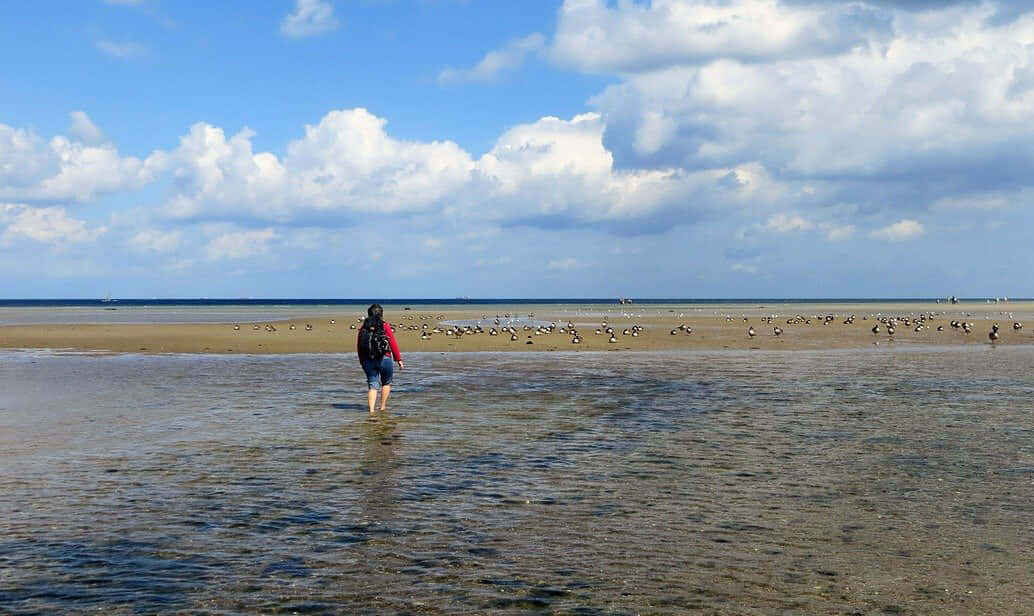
[{"left": 357, "top": 321, "right": 402, "bottom": 362}]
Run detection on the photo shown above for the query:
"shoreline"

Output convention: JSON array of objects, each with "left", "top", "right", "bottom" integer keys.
[{"left": 2, "top": 306, "right": 1030, "bottom": 354}]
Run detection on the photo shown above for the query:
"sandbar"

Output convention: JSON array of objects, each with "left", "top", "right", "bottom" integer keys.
[{"left": 2, "top": 302, "right": 1031, "bottom": 354}]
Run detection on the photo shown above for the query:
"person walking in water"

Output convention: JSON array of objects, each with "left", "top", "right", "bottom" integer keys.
[{"left": 357, "top": 303, "right": 403, "bottom": 414}]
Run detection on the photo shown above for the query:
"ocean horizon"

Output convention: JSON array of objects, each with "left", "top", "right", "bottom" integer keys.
[
  {"left": 0, "top": 296, "right": 1026, "bottom": 307},
  {"left": 4, "top": 296, "right": 1031, "bottom": 327}
]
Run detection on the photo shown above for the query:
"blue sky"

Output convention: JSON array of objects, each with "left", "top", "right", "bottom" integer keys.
[{"left": 2, "top": 0, "right": 1033, "bottom": 298}]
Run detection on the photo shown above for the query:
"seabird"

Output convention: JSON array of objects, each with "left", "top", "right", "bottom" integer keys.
[
  {"left": 609, "top": 335, "right": 618, "bottom": 343},
  {"left": 1014, "top": 322, "right": 1023, "bottom": 330},
  {"left": 747, "top": 326, "right": 756, "bottom": 338},
  {"left": 773, "top": 326, "right": 783, "bottom": 337}
]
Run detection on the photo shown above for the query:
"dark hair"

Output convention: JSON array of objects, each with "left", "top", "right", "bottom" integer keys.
[{"left": 364, "top": 303, "right": 384, "bottom": 330}]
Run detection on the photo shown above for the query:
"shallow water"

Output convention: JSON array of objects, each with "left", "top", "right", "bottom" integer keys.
[{"left": 3, "top": 348, "right": 1034, "bottom": 614}]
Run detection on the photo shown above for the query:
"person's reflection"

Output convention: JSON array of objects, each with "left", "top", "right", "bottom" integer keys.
[{"left": 356, "top": 416, "right": 401, "bottom": 530}]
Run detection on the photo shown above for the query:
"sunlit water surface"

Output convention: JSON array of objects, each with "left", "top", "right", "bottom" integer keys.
[{"left": 2, "top": 348, "right": 1034, "bottom": 614}]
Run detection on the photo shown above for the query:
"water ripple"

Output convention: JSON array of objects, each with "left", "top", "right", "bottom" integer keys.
[{"left": 3, "top": 347, "right": 1034, "bottom": 613}]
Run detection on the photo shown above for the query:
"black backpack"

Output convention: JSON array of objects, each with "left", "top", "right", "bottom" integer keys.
[{"left": 359, "top": 321, "right": 390, "bottom": 360}]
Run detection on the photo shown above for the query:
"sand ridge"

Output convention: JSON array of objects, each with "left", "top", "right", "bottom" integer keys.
[{"left": 1, "top": 305, "right": 1031, "bottom": 354}]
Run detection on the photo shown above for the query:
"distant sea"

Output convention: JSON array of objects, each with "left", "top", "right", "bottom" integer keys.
[
  {"left": 1, "top": 297, "right": 1029, "bottom": 326},
  {"left": 0, "top": 297, "right": 1019, "bottom": 308}
]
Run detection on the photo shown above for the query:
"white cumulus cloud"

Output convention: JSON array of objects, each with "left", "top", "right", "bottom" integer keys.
[
  {"left": 68, "top": 112, "right": 104, "bottom": 145},
  {"left": 473, "top": 112, "right": 713, "bottom": 223},
  {"left": 165, "top": 108, "right": 473, "bottom": 220},
  {"left": 871, "top": 219, "right": 923, "bottom": 241},
  {"left": 0, "top": 121, "right": 166, "bottom": 203},
  {"left": 439, "top": 33, "right": 546, "bottom": 84},
  {"left": 580, "top": 0, "right": 1034, "bottom": 229},
  {"left": 206, "top": 228, "right": 277, "bottom": 260},
  {"left": 0, "top": 203, "right": 106, "bottom": 244},
  {"left": 95, "top": 39, "right": 146, "bottom": 59},
  {"left": 765, "top": 213, "right": 812, "bottom": 233},
  {"left": 550, "top": 0, "right": 879, "bottom": 74},
  {"left": 820, "top": 223, "right": 856, "bottom": 241},
  {"left": 281, "top": 0, "right": 339, "bottom": 38},
  {"left": 129, "top": 229, "right": 182, "bottom": 253}
]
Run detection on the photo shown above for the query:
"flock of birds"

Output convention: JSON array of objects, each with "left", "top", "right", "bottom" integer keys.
[
  {"left": 403, "top": 314, "right": 647, "bottom": 345},
  {"left": 230, "top": 310, "right": 1026, "bottom": 346},
  {"left": 724, "top": 311, "right": 1024, "bottom": 344},
  {"left": 230, "top": 313, "right": 652, "bottom": 346}
]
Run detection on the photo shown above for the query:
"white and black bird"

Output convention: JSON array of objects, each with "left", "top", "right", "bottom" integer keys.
[{"left": 747, "top": 326, "right": 756, "bottom": 338}]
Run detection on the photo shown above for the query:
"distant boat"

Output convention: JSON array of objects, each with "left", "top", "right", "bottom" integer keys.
[
  {"left": 618, "top": 297, "right": 633, "bottom": 304},
  {"left": 101, "top": 293, "right": 117, "bottom": 303}
]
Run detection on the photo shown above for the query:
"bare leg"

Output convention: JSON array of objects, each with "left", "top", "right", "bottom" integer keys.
[
  {"left": 367, "top": 388, "right": 378, "bottom": 414},
  {"left": 380, "top": 384, "right": 391, "bottom": 411}
]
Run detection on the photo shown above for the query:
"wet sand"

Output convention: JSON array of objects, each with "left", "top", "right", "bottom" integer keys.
[
  {"left": 1, "top": 303, "right": 1031, "bottom": 354},
  {"left": 4, "top": 348, "right": 1034, "bottom": 613}
]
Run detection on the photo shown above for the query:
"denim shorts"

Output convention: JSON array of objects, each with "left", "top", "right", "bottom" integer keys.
[{"left": 360, "top": 356, "right": 394, "bottom": 390}]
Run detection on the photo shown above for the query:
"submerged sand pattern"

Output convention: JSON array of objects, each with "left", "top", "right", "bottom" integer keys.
[{"left": 3, "top": 348, "right": 1033, "bottom": 613}]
